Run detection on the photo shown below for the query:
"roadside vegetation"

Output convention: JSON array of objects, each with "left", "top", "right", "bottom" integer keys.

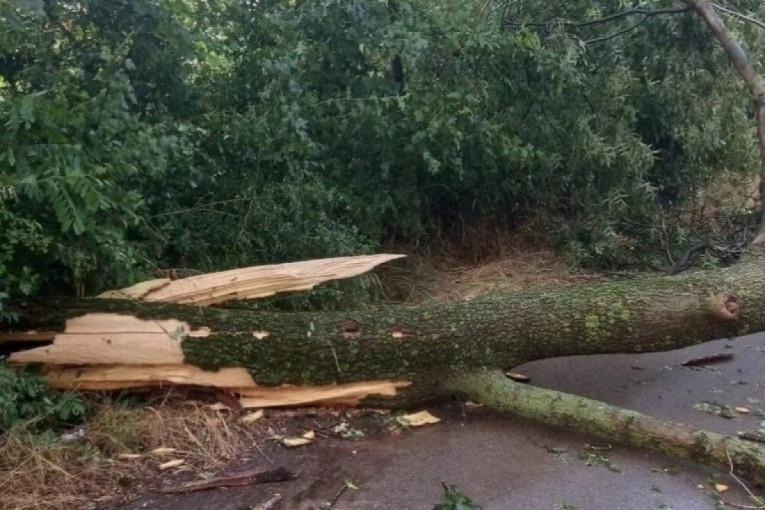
[{"left": 3, "top": 0, "right": 765, "bottom": 507}]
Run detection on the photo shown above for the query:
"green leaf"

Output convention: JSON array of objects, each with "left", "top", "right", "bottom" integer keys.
[{"left": 433, "top": 483, "right": 482, "bottom": 510}]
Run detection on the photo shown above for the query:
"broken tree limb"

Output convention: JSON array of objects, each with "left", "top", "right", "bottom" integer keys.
[
  {"left": 7, "top": 257, "right": 765, "bottom": 400},
  {"left": 97, "top": 254, "right": 405, "bottom": 306},
  {"left": 447, "top": 369, "right": 765, "bottom": 485}
]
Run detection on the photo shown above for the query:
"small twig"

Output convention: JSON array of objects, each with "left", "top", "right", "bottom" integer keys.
[
  {"left": 158, "top": 467, "right": 295, "bottom": 494},
  {"left": 325, "top": 339, "right": 342, "bottom": 374},
  {"left": 704, "top": 489, "right": 760, "bottom": 510},
  {"left": 503, "top": 5, "right": 689, "bottom": 29},
  {"left": 252, "top": 440, "right": 274, "bottom": 464},
  {"left": 251, "top": 494, "right": 283, "bottom": 510},
  {"left": 585, "top": 15, "right": 650, "bottom": 44},
  {"left": 712, "top": 3, "right": 765, "bottom": 31},
  {"left": 299, "top": 425, "right": 344, "bottom": 440},
  {"left": 726, "top": 449, "right": 765, "bottom": 507},
  {"left": 322, "top": 482, "right": 353, "bottom": 509}
]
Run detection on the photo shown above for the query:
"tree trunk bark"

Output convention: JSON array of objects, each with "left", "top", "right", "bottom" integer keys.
[
  {"left": 683, "top": 0, "right": 765, "bottom": 245},
  {"left": 5, "top": 257, "right": 765, "bottom": 399}
]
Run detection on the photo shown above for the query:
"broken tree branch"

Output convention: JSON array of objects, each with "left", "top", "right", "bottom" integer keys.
[
  {"left": 447, "top": 369, "right": 765, "bottom": 485},
  {"left": 712, "top": 3, "right": 765, "bottom": 31},
  {"left": 502, "top": 5, "right": 690, "bottom": 29}
]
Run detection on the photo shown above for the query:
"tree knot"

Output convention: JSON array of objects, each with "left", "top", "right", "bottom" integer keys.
[{"left": 711, "top": 292, "right": 739, "bottom": 321}]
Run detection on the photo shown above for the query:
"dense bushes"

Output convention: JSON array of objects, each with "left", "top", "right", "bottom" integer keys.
[
  {"left": 1, "top": 0, "right": 763, "bottom": 305},
  {"left": 0, "top": 363, "right": 85, "bottom": 430}
]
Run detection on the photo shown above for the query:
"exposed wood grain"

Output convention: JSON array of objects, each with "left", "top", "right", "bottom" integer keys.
[
  {"left": 8, "top": 314, "right": 209, "bottom": 365},
  {"left": 100, "top": 254, "right": 405, "bottom": 306}
]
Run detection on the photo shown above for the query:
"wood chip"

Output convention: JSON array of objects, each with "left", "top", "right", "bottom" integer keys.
[
  {"left": 281, "top": 430, "right": 315, "bottom": 448},
  {"left": 505, "top": 372, "right": 531, "bottom": 383},
  {"left": 396, "top": 410, "right": 441, "bottom": 428},
  {"left": 207, "top": 402, "right": 232, "bottom": 411},
  {"left": 251, "top": 494, "right": 283, "bottom": 510},
  {"left": 150, "top": 447, "right": 177, "bottom": 455},
  {"left": 158, "top": 459, "right": 185, "bottom": 470},
  {"left": 714, "top": 483, "right": 729, "bottom": 493},
  {"left": 239, "top": 409, "right": 265, "bottom": 424},
  {"left": 158, "top": 467, "right": 295, "bottom": 494}
]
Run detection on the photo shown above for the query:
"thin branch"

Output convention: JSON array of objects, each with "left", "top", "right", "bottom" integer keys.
[
  {"left": 577, "top": 5, "right": 690, "bottom": 27},
  {"left": 725, "top": 449, "right": 765, "bottom": 507},
  {"left": 503, "top": 5, "right": 690, "bottom": 29},
  {"left": 712, "top": 3, "right": 765, "bottom": 31},
  {"left": 585, "top": 15, "right": 651, "bottom": 44}
]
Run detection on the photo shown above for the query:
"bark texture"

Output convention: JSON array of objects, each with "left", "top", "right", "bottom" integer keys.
[
  {"left": 449, "top": 369, "right": 765, "bottom": 486},
  {"left": 7, "top": 257, "right": 765, "bottom": 395}
]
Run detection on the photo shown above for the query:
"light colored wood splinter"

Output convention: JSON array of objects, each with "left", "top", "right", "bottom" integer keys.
[
  {"left": 8, "top": 314, "right": 209, "bottom": 365},
  {"left": 98, "top": 254, "right": 405, "bottom": 306}
]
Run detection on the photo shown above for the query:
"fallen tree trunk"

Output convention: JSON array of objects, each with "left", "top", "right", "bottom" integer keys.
[
  {"left": 5, "top": 257, "right": 764, "bottom": 399},
  {"left": 449, "top": 369, "right": 765, "bottom": 486},
  {"left": 0, "top": 261, "right": 760, "bottom": 388},
  {"left": 4, "top": 257, "right": 765, "bottom": 483}
]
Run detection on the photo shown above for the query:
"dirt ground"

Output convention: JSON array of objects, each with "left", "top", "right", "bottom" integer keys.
[{"left": 120, "top": 333, "right": 765, "bottom": 510}]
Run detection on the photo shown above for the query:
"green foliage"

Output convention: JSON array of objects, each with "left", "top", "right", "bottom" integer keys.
[
  {"left": 434, "top": 483, "right": 483, "bottom": 510},
  {"left": 0, "top": 362, "right": 86, "bottom": 430},
  {"left": 2, "top": 0, "right": 764, "bottom": 301}
]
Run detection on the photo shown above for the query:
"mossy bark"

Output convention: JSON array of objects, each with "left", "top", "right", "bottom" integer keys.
[
  {"left": 448, "top": 369, "right": 765, "bottom": 486},
  {"left": 8, "top": 258, "right": 765, "bottom": 392}
]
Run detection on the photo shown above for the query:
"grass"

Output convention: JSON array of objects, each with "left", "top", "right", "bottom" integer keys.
[
  {"left": 0, "top": 395, "right": 264, "bottom": 510},
  {"left": 379, "top": 228, "right": 601, "bottom": 305}
]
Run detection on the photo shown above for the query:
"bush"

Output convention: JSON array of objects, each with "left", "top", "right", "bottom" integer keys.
[{"left": 0, "top": 362, "right": 85, "bottom": 430}]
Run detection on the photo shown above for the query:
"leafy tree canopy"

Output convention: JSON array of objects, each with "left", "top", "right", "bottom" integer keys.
[{"left": 1, "top": 0, "right": 764, "bottom": 307}]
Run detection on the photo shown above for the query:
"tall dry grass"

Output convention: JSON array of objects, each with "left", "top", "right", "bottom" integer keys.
[{"left": 0, "top": 397, "right": 263, "bottom": 510}]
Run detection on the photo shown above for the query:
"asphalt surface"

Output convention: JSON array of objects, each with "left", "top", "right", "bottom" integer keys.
[{"left": 122, "top": 333, "right": 765, "bottom": 510}]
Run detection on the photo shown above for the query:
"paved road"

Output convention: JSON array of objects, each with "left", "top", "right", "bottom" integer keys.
[{"left": 123, "top": 333, "right": 765, "bottom": 510}]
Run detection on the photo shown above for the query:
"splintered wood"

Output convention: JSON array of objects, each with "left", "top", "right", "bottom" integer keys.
[
  {"left": 98, "top": 254, "right": 405, "bottom": 306},
  {"left": 5, "top": 254, "right": 408, "bottom": 407},
  {"left": 9, "top": 314, "right": 209, "bottom": 365}
]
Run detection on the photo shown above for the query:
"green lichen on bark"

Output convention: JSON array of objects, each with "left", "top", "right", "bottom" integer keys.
[
  {"left": 8, "top": 258, "right": 765, "bottom": 388},
  {"left": 448, "top": 369, "right": 765, "bottom": 485}
]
